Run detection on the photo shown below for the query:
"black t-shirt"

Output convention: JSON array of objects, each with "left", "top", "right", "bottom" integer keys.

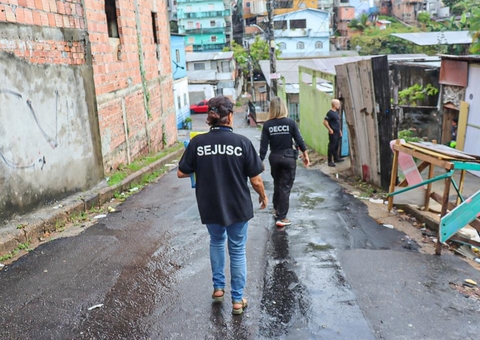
[
  {"left": 325, "top": 109, "right": 341, "bottom": 133},
  {"left": 259, "top": 117, "right": 307, "bottom": 161},
  {"left": 178, "top": 126, "right": 264, "bottom": 226}
]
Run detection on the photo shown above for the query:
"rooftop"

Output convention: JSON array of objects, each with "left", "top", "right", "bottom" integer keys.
[{"left": 391, "top": 31, "right": 472, "bottom": 46}]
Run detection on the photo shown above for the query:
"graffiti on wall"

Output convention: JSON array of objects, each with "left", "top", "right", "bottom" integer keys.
[{"left": 0, "top": 88, "right": 59, "bottom": 170}]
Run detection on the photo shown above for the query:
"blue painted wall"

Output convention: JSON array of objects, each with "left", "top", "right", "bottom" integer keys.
[{"left": 170, "top": 35, "right": 187, "bottom": 80}]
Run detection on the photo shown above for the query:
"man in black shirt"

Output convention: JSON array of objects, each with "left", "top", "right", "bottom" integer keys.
[
  {"left": 323, "top": 98, "right": 344, "bottom": 167},
  {"left": 177, "top": 96, "right": 267, "bottom": 315}
]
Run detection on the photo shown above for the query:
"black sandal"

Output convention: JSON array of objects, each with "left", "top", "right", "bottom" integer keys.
[
  {"left": 232, "top": 298, "right": 248, "bottom": 315},
  {"left": 212, "top": 288, "right": 225, "bottom": 302}
]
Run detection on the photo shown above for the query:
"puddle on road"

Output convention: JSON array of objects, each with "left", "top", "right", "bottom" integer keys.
[{"left": 306, "top": 242, "right": 334, "bottom": 252}]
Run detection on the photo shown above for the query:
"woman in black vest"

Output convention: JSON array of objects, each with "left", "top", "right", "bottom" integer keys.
[{"left": 259, "top": 97, "right": 310, "bottom": 227}]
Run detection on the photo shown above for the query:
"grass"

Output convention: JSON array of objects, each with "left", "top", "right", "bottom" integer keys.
[
  {"left": 107, "top": 142, "right": 183, "bottom": 186},
  {"left": 0, "top": 241, "right": 32, "bottom": 262}
]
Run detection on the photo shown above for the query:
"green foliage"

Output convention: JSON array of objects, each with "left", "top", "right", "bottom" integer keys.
[
  {"left": 398, "top": 84, "right": 438, "bottom": 106},
  {"left": 224, "top": 36, "right": 279, "bottom": 77},
  {"left": 417, "top": 12, "right": 431, "bottom": 25},
  {"left": 107, "top": 143, "right": 183, "bottom": 186},
  {"left": 470, "top": 8, "right": 480, "bottom": 54},
  {"left": 398, "top": 129, "right": 421, "bottom": 143}
]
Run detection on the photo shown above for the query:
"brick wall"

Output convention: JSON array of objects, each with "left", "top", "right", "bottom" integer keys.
[
  {"left": 0, "top": 0, "right": 86, "bottom": 65},
  {"left": 85, "top": 0, "right": 177, "bottom": 172}
]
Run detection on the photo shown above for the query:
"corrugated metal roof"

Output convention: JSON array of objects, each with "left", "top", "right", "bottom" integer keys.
[
  {"left": 391, "top": 31, "right": 472, "bottom": 46},
  {"left": 439, "top": 54, "right": 480, "bottom": 62},
  {"left": 185, "top": 51, "right": 234, "bottom": 62},
  {"left": 259, "top": 54, "right": 434, "bottom": 92}
]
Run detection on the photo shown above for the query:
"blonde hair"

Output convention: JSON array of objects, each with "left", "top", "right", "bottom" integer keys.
[{"left": 268, "top": 97, "right": 288, "bottom": 120}]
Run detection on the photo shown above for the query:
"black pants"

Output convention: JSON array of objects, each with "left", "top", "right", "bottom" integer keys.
[
  {"left": 269, "top": 153, "right": 297, "bottom": 220},
  {"left": 328, "top": 132, "right": 340, "bottom": 163}
]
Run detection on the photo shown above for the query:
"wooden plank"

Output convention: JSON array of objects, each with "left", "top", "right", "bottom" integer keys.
[
  {"left": 436, "top": 176, "right": 452, "bottom": 255},
  {"left": 431, "top": 191, "right": 480, "bottom": 232},
  {"left": 450, "top": 236, "right": 480, "bottom": 248},
  {"left": 347, "top": 62, "right": 370, "bottom": 182},
  {"left": 398, "top": 161, "right": 430, "bottom": 187},
  {"left": 336, "top": 64, "right": 361, "bottom": 177},
  {"left": 456, "top": 101, "right": 469, "bottom": 151},
  {"left": 393, "top": 144, "right": 454, "bottom": 170},
  {"left": 403, "top": 144, "right": 461, "bottom": 161},
  {"left": 425, "top": 163, "right": 435, "bottom": 210},
  {"left": 457, "top": 170, "right": 466, "bottom": 206},
  {"left": 358, "top": 59, "right": 380, "bottom": 187},
  {"left": 388, "top": 147, "right": 399, "bottom": 212},
  {"left": 409, "top": 141, "right": 476, "bottom": 160},
  {"left": 371, "top": 56, "right": 394, "bottom": 191}
]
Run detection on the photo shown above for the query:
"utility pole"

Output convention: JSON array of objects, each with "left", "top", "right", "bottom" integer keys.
[
  {"left": 267, "top": 0, "right": 277, "bottom": 100},
  {"left": 249, "top": 57, "right": 255, "bottom": 102}
]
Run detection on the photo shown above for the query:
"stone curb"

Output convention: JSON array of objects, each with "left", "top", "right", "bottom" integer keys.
[
  {"left": 0, "top": 148, "right": 184, "bottom": 257},
  {"left": 400, "top": 204, "right": 440, "bottom": 232}
]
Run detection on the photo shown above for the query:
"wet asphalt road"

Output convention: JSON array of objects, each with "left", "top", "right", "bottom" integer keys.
[{"left": 0, "top": 112, "right": 479, "bottom": 339}]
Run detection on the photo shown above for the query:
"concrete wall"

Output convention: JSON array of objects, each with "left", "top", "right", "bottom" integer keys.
[
  {"left": 0, "top": 19, "right": 103, "bottom": 220},
  {"left": 298, "top": 67, "right": 335, "bottom": 156},
  {"left": 0, "top": 0, "right": 178, "bottom": 220}
]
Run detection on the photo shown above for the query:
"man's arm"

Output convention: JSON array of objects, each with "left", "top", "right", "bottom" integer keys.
[
  {"left": 250, "top": 175, "right": 268, "bottom": 209},
  {"left": 323, "top": 119, "right": 333, "bottom": 134},
  {"left": 177, "top": 169, "right": 190, "bottom": 178}
]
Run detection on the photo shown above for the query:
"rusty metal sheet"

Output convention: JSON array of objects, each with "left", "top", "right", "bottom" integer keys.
[{"left": 439, "top": 59, "right": 468, "bottom": 86}]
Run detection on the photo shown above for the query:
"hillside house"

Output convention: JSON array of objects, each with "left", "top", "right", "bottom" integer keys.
[
  {"left": 273, "top": 9, "right": 331, "bottom": 58},
  {"left": 185, "top": 51, "right": 238, "bottom": 102}
]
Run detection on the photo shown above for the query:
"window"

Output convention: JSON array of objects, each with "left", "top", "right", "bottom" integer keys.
[
  {"left": 275, "top": 0, "right": 293, "bottom": 9},
  {"left": 187, "top": 21, "right": 193, "bottom": 28},
  {"left": 105, "top": 0, "right": 119, "bottom": 38},
  {"left": 194, "top": 63, "right": 205, "bottom": 70},
  {"left": 297, "top": 41, "right": 304, "bottom": 49},
  {"left": 175, "top": 49, "right": 180, "bottom": 63},
  {"left": 290, "top": 19, "right": 306, "bottom": 29},
  {"left": 246, "top": 2, "right": 251, "bottom": 7},
  {"left": 210, "top": 20, "right": 216, "bottom": 27},
  {"left": 274, "top": 20, "right": 287, "bottom": 30},
  {"left": 279, "top": 42, "right": 286, "bottom": 50},
  {"left": 211, "top": 36, "right": 217, "bottom": 42},
  {"left": 221, "top": 61, "right": 229, "bottom": 72},
  {"left": 315, "top": 41, "right": 323, "bottom": 49},
  {"left": 151, "top": 12, "right": 158, "bottom": 44},
  {"left": 177, "top": 96, "right": 181, "bottom": 109}
]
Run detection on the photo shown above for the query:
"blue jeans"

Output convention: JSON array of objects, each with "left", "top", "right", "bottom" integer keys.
[{"left": 206, "top": 221, "right": 248, "bottom": 302}]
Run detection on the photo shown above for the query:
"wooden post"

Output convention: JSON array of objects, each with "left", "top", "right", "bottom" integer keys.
[
  {"left": 424, "top": 164, "right": 435, "bottom": 211},
  {"left": 457, "top": 169, "right": 466, "bottom": 206},
  {"left": 436, "top": 176, "right": 452, "bottom": 255},
  {"left": 388, "top": 141, "right": 400, "bottom": 212}
]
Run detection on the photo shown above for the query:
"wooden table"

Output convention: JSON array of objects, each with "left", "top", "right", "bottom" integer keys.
[{"left": 387, "top": 140, "right": 480, "bottom": 255}]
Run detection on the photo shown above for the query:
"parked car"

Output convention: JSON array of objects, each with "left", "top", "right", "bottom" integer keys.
[{"left": 190, "top": 99, "right": 209, "bottom": 114}]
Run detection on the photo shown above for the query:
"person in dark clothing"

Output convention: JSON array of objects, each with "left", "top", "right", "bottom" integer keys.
[
  {"left": 259, "top": 97, "right": 310, "bottom": 228},
  {"left": 450, "top": 118, "right": 458, "bottom": 148},
  {"left": 323, "top": 98, "right": 344, "bottom": 167},
  {"left": 177, "top": 96, "right": 268, "bottom": 315}
]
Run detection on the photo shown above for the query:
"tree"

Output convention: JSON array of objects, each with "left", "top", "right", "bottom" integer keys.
[
  {"left": 348, "top": 13, "right": 370, "bottom": 32},
  {"left": 223, "top": 35, "right": 278, "bottom": 77},
  {"left": 470, "top": 8, "right": 480, "bottom": 54}
]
